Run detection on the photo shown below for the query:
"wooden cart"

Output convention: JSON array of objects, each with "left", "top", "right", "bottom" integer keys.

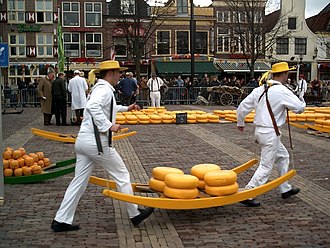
[{"left": 207, "top": 86, "right": 245, "bottom": 106}]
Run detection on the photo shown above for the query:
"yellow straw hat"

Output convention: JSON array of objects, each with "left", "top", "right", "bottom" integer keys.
[
  {"left": 94, "top": 60, "right": 128, "bottom": 73},
  {"left": 269, "top": 62, "right": 295, "bottom": 74}
]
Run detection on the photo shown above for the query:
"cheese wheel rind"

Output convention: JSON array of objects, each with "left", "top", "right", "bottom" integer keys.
[
  {"left": 163, "top": 186, "right": 199, "bottom": 199},
  {"left": 164, "top": 174, "right": 199, "bottom": 189},
  {"left": 191, "top": 164, "right": 221, "bottom": 179},
  {"left": 149, "top": 177, "right": 166, "bottom": 192},
  {"left": 205, "top": 182, "right": 239, "bottom": 196},
  {"left": 152, "top": 167, "right": 184, "bottom": 181},
  {"left": 204, "top": 170, "right": 237, "bottom": 186}
]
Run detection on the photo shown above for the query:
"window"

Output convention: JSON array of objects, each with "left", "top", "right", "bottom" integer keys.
[
  {"left": 276, "top": 37, "right": 289, "bottom": 55},
  {"left": 157, "top": 31, "right": 170, "bottom": 55},
  {"left": 9, "top": 34, "right": 26, "bottom": 57},
  {"left": 327, "top": 42, "right": 330, "bottom": 59},
  {"left": 217, "top": 27, "right": 229, "bottom": 53},
  {"left": 35, "top": 0, "right": 53, "bottom": 23},
  {"left": 295, "top": 38, "right": 307, "bottom": 55},
  {"left": 288, "top": 17, "right": 296, "bottom": 30},
  {"left": 85, "top": 2, "right": 102, "bottom": 27},
  {"left": 177, "top": 0, "right": 188, "bottom": 15},
  {"left": 176, "top": 31, "right": 189, "bottom": 54},
  {"left": 85, "top": 33, "right": 102, "bottom": 57},
  {"left": 63, "top": 2, "right": 80, "bottom": 27},
  {"left": 217, "top": 36, "right": 229, "bottom": 53},
  {"left": 36, "top": 33, "right": 53, "bottom": 57},
  {"left": 195, "top": 32, "right": 208, "bottom": 54},
  {"left": 217, "top": 11, "right": 229, "bottom": 22},
  {"left": 64, "top": 33, "right": 80, "bottom": 57},
  {"left": 121, "top": 0, "right": 135, "bottom": 15},
  {"left": 114, "top": 37, "right": 127, "bottom": 56},
  {"left": 7, "top": 0, "right": 25, "bottom": 23}
]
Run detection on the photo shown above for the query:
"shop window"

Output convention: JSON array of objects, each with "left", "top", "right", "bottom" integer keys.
[
  {"left": 63, "top": 2, "right": 80, "bottom": 27},
  {"left": 276, "top": 37, "right": 289, "bottom": 55},
  {"left": 85, "top": 33, "right": 102, "bottom": 58},
  {"left": 157, "top": 31, "right": 170, "bottom": 55},
  {"left": 35, "top": 0, "right": 53, "bottom": 23},
  {"left": 176, "top": 31, "right": 189, "bottom": 54},
  {"left": 7, "top": 0, "right": 25, "bottom": 23},
  {"left": 36, "top": 33, "right": 53, "bottom": 57},
  {"left": 85, "top": 2, "right": 102, "bottom": 27},
  {"left": 9, "top": 33, "right": 26, "bottom": 57}
]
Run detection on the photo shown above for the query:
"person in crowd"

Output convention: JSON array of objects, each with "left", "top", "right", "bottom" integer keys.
[
  {"left": 175, "top": 75, "right": 184, "bottom": 87},
  {"left": 38, "top": 71, "right": 55, "bottom": 125},
  {"left": 311, "top": 78, "right": 321, "bottom": 97},
  {"left": 4, "top": 83, "right": 12, "bottom": 107},
  {"left": 295, "top": 74, "right": 307, "bottom": 100},
  {"left": 51, "top": 60, "right": 154, "bottom": 232},
  {"left": 117, "top": 72, "right": 138, "bottom": 106},
  {"left": 236, "top": 62, "right": 305, "bottom": 207},
  {"left": 17, "top": 77, "right": 28, "bottom": 107},
  {"left": 147, "top": 72, "right": 165, "bottom": 107},
  {"left": 68, "top": 70, "right": 88, "bottom": 125},
  {"left": 52, "top": 72, "right": 68, "bottom": 126}
]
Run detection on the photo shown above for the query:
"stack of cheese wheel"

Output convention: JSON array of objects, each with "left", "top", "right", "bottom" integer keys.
[
  {"left": 116, "top": 114, "right": 126, "bottom": 125},
  {"left": 149, "top": 167, "right": 184, "bottom": 192},
  {"left": 160, "top": 114, "right": 174, "bottom": 124},
  {"left": 305, "top": 112, "right": 315, "bottom": 122},
  {"left": 125, "top": 114, "right": 138, "bottom": 125},
  {"left": 187, "top": 114, "right": 197, "bottom": 124},
  {"left": 196, "top": 114, "right": 208, "bottom": 123},
  {"left": 191, "top": 163, "right": 221, "bottom": 190},
  {"left": 207, "top": 114, "right": 220, "bottom": 123},
  {"left": 163, "top": 174, "right": 199, "bottom": 199},
  {"left": 204, "top": 170, "right": 239, "bottom": 196},
  {"left": 287, "top": 112, "right": 297, "bottom": 122},
  {"left": 149, "top": 114, "right": 162, "bottom": 124},
  {"left": 137, "top": 114, "right": 150, "bottom": 124},
  {"left": 213, "top": 110, "right": 225, "bottom": 119},
  {"left": 296, "top": 113, "right": 307, "bottom": 122},
  {"left": 244, "top": 113, "right": 254, "bottom": 123}
]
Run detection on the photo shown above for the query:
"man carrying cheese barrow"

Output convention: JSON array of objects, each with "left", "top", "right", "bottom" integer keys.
[
  {"left": 51, "top": 60, "right": 154, "bottom": 232},
  {"left": 236, "top": 62, "right": 306, "bottom": 207}
]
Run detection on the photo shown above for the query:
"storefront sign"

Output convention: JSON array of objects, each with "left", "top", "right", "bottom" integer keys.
[{"left": 17, "top": 24, "right": 41, "bottom": 33}]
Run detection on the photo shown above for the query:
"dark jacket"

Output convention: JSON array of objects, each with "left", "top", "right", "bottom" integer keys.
[{"left": 52, "top": 77, "right": 67, "bottom": 101}]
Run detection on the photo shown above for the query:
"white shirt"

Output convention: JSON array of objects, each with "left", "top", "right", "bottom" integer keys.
[
  {"left": 79, "top": 79, "right": 128, "bottom": 134},
  {"left": 68, "top": 75, "right": 88, "bottom": 110},
  {"left": 295, "top": 79, "right": 307, "bottom": 93},
  {"left": 237, "top": 80, "right": 306, "bottom": 129},
  {"left": 147, "top": 77, "right": 164, "bottom": 92}
]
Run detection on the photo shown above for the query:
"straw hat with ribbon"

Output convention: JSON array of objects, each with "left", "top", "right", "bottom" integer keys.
[
  {"left": 259, "top": 62, "right": 296, "bottom": 86},
  {"left": 94, "top": 60, "right": 128, "bottom": 74}
]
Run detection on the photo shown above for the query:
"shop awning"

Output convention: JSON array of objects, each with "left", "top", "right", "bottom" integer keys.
[
  {"left": 155, "top": 61, "right": 219, "bottom": 75},
  {"left": 214, "top": 61, "right": 271, "bottom": 72}
]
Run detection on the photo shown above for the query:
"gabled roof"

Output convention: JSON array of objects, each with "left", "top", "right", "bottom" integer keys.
[
  {"left": 306, "top": 3, "right": 330, "bottom": 32},
  {"left": 264, "top": 10, "right": 280, "bottom": 33}
]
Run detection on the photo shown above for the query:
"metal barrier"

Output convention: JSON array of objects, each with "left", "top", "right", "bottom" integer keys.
[{"left": 3, "top": 85, "right": 328, "bottom": 109}]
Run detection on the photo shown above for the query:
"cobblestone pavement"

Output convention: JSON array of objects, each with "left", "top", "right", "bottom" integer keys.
[{"left": 1, "top": 106, "right": 329, "bottom": 248}]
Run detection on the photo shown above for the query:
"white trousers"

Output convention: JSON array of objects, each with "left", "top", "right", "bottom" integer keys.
[
  {"left": 245, "top": 128, "right": 292, "bottom": 194},
  {"left": 55, "top": 133, "right": 140, "bottom": 224},
  {"left": 296, "top": 90, "right": 305, "bottom": 100},
  {"left": 150, "top": 91, "right": 161, "bottom": 107}
]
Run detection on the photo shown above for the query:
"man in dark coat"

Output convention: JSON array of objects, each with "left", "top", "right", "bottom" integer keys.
[
  {"left": 38, "top": 71, "right": 55, "bottom": 125},
  {"left": 52, "top": 72, "right": 68, "bottom": 126}
]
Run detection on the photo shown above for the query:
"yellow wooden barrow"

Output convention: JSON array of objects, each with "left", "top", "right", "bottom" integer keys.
[{"left": 89, "top": 159, "right": 296, "bottom": 210}]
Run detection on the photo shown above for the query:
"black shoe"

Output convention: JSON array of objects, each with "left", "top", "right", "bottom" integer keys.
[
  {"left": 131, "top": 207, "right": 154, "bottom": 227},
  {"left": 282, "top": 188, "right": 300, "bottom": 199},
  {"left": 51, "top": 219, "right": 80, "bottom": 232},
  {"left": 240, "top": 199, "right": 261, "bottom": 207},
  {"left": 62, "top": 123, "right": 70, "bottom": 126}
]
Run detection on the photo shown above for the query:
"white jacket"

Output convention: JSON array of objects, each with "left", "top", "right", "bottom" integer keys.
[
  {"left": 68, "top": 75, "right": 88, "bottom": 110},
  {"left": 237, "top": 80, "right": 306, "bottom": 129}
]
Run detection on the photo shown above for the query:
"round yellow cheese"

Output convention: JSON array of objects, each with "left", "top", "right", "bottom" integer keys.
[
  {"left": 164, "top": 174, "right": 199, "bottom": 189},
  {"left": 163, "top": 186, "right": 199, "bottom": 199},
  {"left": 204, "top": 170, "right": 237, "bottom": 186},
  {"left": 191, "top": 164, "right": 221, "bottom": 180},
  {"left": 125, "top": 115, "right": 138, "bottom": 121},
  {"left": 152, "top": 167, "right": 184, "bottom": 181},
  {"left": 205, "top": 182, "right": 239, "bottom": 196},
  {"left": 197, "top": 180, "right": 206, "bottom": 189},
  {"left": 149, "top": 177, "right": 166, "bottom": 192}
]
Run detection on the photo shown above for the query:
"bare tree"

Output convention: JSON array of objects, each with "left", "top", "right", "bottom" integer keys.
[
  {"left": 218, "top": 0, "right": 292, "bottom": 79},
  {"left": 105, "top": 0, "right": 174, "bottom": 80}
]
